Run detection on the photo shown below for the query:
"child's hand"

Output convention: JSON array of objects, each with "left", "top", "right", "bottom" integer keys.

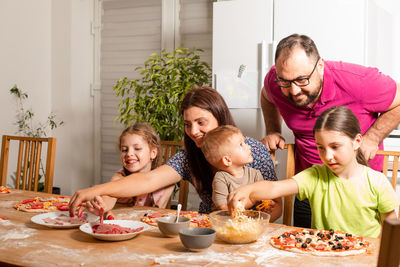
[
  {"left": 83, "top": 196, "right": 108, "bottom": 216},
  {"left": 227, "top": 185, "right": 253, "bottom": 216}
]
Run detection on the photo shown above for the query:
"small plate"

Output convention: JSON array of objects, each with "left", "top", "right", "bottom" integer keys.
[
  {"left": 31, "top": 211, "right": 98, "bottom": 229},
  {"left": 79, "top": 220, "right": 150, "bottom": 241}
]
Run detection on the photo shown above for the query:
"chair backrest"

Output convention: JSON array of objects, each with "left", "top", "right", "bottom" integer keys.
[
  {"left": 0, "top": 135, "right": 56, "bottom": 193},
  {"left": 159, "top": 141, "right": 189, "bottom": 211},
  {"left": 376, "top": 150, "right": 400, "bottom": 214},
  {"left": 377, "top": 218, "right": 400, "bottom": 267},
  {"left": 269, "top": 144, "right": 295, "bottom": 226}
]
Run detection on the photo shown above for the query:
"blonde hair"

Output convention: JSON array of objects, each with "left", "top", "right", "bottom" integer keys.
[
  {"left": 201, "top": 125, "right": 242, "bottom": 166},
  {"left": 118, "top": 123, "right": 161, "bottom": 170}
]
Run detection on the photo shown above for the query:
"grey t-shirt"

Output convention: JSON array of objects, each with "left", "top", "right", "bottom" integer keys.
[{"left": 212, "top": 166, "right": 263, "bottom": 207}]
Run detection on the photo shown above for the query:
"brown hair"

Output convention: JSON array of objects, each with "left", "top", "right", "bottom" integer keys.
[
  {"left": 118, "top": 123, "right": 161, "bottom": 170},
  {"left": 201, "top": 125, "right": 242, "bottom": 166},
  {"left": 275, "top": 33, "right": 320, "bottom": 64},
  {"left": 313, "top": 106, "right": 368, "bottom": 166},
  {"left": 180, "top": 86, "right": 236, "bottom": 194}
]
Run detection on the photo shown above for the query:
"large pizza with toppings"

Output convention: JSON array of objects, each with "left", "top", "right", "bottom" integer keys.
[
  {"left": 270, "top": 229, "right": 370, "bottom": 256},
  {"left": 14, "top": 196, "right": 70, "bottom": 212},
  {"left": 141, "top": 210, "right": 211, "bottom": 228}
]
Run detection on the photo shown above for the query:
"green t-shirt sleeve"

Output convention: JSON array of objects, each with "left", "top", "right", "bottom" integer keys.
[
  {"left": 292, "top": 165, "right": 320, "bottom": 201},
  {"left": 373, "top": 171, "right": 400, "bottom": 214}
]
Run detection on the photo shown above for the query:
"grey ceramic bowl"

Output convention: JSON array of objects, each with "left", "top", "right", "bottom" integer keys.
[
  {"left": 179, "top": 227, "right": 216, "bottom": 250},
  {"left": 157, "top": 215, "right": 190, "bottom": 237}
]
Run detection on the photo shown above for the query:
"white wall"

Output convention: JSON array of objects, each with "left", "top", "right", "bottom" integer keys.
[
  {"left": 0, "top": 0, "right": 95, "bottom": 195},
  {"left": 51, "top": 0, "right": 95, "bottom": 195},
  {"left": 0, "top": 0, "right": 52, "bottom": 134},
  {"left": 367, "top": 0, "right": 400, "bottom": 81}
]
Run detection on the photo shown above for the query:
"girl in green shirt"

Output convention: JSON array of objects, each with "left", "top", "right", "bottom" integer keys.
[{"left": 228, "top": 106, "right": 398, "bottom": 237}]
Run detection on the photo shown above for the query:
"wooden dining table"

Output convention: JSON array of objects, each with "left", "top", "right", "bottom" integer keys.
[{"left": 0, "top": 190, "right": 380, "bottom": 266}]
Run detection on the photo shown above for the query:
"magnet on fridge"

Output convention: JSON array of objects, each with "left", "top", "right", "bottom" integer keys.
[{"left": 237, "top": 64, "right": 246, "bottom": 78}]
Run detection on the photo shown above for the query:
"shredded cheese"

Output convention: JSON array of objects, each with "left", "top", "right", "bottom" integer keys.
[{"left": 215, "top": 208, "right": 265, "bottom": 244}]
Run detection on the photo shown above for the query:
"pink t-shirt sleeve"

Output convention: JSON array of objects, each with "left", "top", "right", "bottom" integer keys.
[{"left": 337, "top": 64, "right": 396, "bottom": 113}]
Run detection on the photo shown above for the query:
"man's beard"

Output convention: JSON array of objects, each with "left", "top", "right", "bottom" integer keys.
[{"left": 288, "top": 80, "right": 323, "bottom": 107}]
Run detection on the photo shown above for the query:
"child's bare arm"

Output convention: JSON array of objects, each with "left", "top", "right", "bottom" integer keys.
[
  {"left": 381, "top": 210, "right": 398, "bottom": 222},
  {"left": 269, "top": 197, "right": 283, "bottom": 222},
  {"left": 110, "top": 172, "right": 134, "bottom": 204},
  {"left": 228, "top": 179, "right": 299, "bottom": 214},
  {"left": 154, "top": 184, "right": 175, "bottom": 209},
  {"left": 216, "top": 204, "right": 228, "bottom": 210}
]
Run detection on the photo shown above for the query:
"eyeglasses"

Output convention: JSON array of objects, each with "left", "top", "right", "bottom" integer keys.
[{"left": 274, "top": 58, "right": 320, "bottom": 88}]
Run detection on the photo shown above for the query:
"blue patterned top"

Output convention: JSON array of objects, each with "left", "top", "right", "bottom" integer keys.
[{"left": 166, "top": 136, "right": 277, "bottom": 213}]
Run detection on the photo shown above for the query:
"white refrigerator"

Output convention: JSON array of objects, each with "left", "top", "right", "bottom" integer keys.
[{"left": 212, "top": 0, "right": 386, "bottom": 178}]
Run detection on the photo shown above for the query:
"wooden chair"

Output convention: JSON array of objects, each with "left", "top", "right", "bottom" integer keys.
[
  {"left": 376, "top": 150, "right": 400, "bottom": 214},
  {"left": 269, "top": 144, "right": 295, "bottom": 226},
  {"left": 159, "top": 141, "right": 189, "bottom": 211},
  {"left": 0, "top": 135, "right": 56, "bottom": 193},
  {"left": 377, "top": 218, "right": 400, "bottom": 267}
]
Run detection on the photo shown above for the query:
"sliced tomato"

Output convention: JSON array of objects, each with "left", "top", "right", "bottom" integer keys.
[
  {"left": 20, "top": 199, "right": 36, "bottom": 204},
  {"left": 315, "top": 244, "right": 327, "bottom": 250},
  {"left": 341, "top": 241, "right": 354, "bottom": 248},
  {"left": 29, "top": 203, "right": 44, "bottom": 209},
  {"left": 53, "top": 202, "right": 69, "bottom": 211},
  {"left": 57, "top": 204, "right": 69, "bottom": 211},
  {"left": 285, "top": 239, "right": 297, "bottom": 246}
]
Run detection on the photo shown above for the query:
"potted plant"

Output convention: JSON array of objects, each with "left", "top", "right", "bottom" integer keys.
[
  {"left": 113, "top": 46, "right": 211, "bottom": 141},
  {"left": 9, "top": 85, "right": 64, "bottom": 193}
]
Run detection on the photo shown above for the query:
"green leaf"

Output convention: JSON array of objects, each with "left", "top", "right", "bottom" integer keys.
[{"left": 112, "top": 46, "right": 211, "bottom": 141}]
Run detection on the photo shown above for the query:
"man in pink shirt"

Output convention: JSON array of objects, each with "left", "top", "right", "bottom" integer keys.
[{"left": 261, "top": 34, "right": 400, "bottom": 228}]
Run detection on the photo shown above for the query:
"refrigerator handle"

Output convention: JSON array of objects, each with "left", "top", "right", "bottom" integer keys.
[
  {"left": 261, "top": 40, "right": 277, "bottom": 80},
  {"left": 261, "top": 40, "right": 275, "bottom": 84},
  {"left": 261, "top": 40, "right": 267, "bottom": 81}
]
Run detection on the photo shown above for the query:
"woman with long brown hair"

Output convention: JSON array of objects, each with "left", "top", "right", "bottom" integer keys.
[{"left": 69, "top": 86, "right": 282, "bottom": 220}]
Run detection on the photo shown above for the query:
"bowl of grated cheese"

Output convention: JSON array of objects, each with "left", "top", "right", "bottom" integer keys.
[{"left": 209, "top": 210, "right": 270, "bottom": 244}]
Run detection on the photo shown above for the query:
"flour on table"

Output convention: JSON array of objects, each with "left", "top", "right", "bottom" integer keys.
[
  {"left": 0, "top": 200, "right": 17, "bottom": 208},
  {"left": 151, "top": 250, "right": 248, "bottom": 266},
  {"left": 118, "top": 209, "right": 154, "bottom": 220},
  {"left": 38, "top": 243, "right": 93, "bottom": 258},
  {"left": 0, "top": 228, "right": 36, "bottom": 241},
  {"left": 0, "top": 218, "right": 13, "bottom": 226}
]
